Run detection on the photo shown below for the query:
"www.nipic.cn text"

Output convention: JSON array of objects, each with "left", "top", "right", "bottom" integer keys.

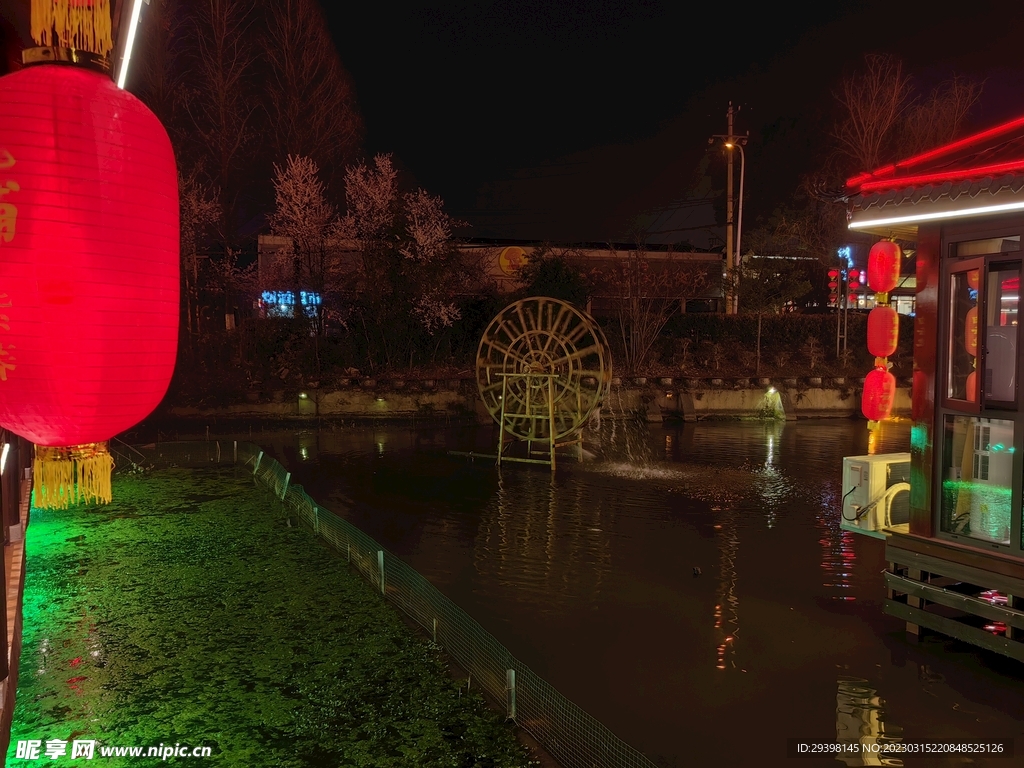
[{"left": 15, "top": 740, "right": 212, "bottom": 761}]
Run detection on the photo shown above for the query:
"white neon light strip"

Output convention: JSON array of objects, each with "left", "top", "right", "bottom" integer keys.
[
  {"left": 116, "top": 0, "right": 146, "bottom": 89},
  {"left": 849, "top": 199, "right": 1024, "bottom": 230},
  {"left": 1, "top": 443, "right": 8, "bottom": 475}
]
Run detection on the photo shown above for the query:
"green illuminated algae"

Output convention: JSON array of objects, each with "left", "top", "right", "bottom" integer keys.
[{"left": 9, "top": 468, "right": 533, "bottom": 767}]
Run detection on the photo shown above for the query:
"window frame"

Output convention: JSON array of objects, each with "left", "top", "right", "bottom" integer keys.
[
  {"left": 942, "top": 257, "right": 984, "bottom": 414},
  {"left": 936, "top": 224, "right": 1024, "bottom": 555}
]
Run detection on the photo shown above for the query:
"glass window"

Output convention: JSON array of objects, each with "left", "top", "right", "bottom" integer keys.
[
  {"left": 948, "top": 270, "right": 980, "bottom": 402},
  {"left": 941, "top": 415, "right": 1013, "bottom": 546},
  {"left": 984, "top": 264, "right": 1019, "bottom": 404},
  {"left": 953, "top": 235, "right": 1021, "bottom": 258}
]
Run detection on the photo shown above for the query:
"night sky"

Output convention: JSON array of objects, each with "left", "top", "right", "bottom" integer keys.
[
  {"left": 2, "top": 1, "right": 1023, "bottom": 244},
  {"left": 321, "top": 0, "right": 1024, "bottom": 244}
]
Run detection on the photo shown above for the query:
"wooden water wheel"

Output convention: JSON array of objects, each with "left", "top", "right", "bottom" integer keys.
[{"left": 476, "top": 297, "right": 612, "bottom": 444}]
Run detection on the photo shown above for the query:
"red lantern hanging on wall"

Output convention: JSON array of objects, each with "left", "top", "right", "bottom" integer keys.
[
  {"left": 0, "top": 3, "right": 179, "bottom": 508},
  {"left": 964, "top": 306, "right": 978, "bottom": 357},
  {"left": 966, "top": 371, "right": 978, "bottom": 402},
  {"left": 862, "top": 366, "right": 897, "bottom": 421},
  {"left": 867, "top": 241, "right": 901, "bottom": 293},
  {"left": 862, "top": 239, "right": 902, "bottom": 424},
  {"left": 867, "top": 306, "right": 899, "bottom": 358}
]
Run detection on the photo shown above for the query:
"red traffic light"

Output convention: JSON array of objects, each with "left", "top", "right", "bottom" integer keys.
[{"left": 827, "top": 269, "right": 840, "bottom": 278}]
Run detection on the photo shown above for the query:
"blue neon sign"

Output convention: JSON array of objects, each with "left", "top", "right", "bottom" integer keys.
[{"left": 260, "top": 291, "right": 322, "bottom": 318}]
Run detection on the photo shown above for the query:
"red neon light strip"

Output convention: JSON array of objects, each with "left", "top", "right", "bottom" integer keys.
[
  {"left": 855, "top": 159, "right": 1024, "bottom": 193},
  {"left": 846, "top": 114, "right": 1024, "bottom": 190}
]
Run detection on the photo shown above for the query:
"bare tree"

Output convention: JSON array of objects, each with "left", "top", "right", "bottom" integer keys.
[
  {"left": 263, "top": 0, "right": 363, "bottom": 178},
  {"left": 899, "top": 74, "right": 983, "bottom": 158},
  {"left": 179, "top": 167, "right": 221, "bottom": 352},
  {"left": 131, "top": 0, "right": 187, "bottom": 134},
  {"left": 340, "top": 154, "right": 472, "bottom": 369},
  {"left": 184, "top": 0, "right": 259, "bottom": 244},
  {"left": 834, "top": 54, "right": 983, "bottom": 175},
  {"left": 596, "top": 241, "right": 709, "bottom": 374},
  {"left": 833, "top": 53, "right": 912, "bottom": 172},
  {"left": 208, "top": 247, "right": 257, "bottom": 318},
  {"left": 270, "top": 154, "right": 342, "bottom": 330},
  {"left": 733, "top": 255, "right": 811, "bottom": 376}
]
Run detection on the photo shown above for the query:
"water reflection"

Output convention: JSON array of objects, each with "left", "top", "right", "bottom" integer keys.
[
  {"left": 835, "top": 677, "right": 904, "bottom": 766},
  {"left": 475, "top": 471, "right": 612, "bottom": 609},
  {"left": 818, "top": 500, "right": 858, "bottom": 601},
  {"left": 714, "top": 506, "right": 740, "bottom": 671},
  {"left": 297, "top": 430, "right": 317, "bottom": 462},
  {"left": 179, "top": 417, "right": 1024, "bottom": 767}
]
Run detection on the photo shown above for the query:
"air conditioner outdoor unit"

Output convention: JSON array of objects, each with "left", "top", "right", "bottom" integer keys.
[{"left": 840, "top": 453, "right": 911, "bottom": 539}]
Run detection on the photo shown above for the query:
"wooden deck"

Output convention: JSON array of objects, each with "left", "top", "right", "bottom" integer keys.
[
  {"left": 0, "top": 470, "right": 30, "bottom": 760},
  {"left": 885, "top": 530, "right": 1024, "bottom": 661}
]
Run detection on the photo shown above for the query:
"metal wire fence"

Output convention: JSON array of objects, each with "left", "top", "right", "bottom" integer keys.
[{"left": 133, "top": 440, "right": 659, "bottom": 768}]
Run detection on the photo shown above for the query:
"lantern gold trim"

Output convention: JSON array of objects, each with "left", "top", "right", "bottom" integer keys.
[{"left": 21, "top": 46, "right": 111, "bottom": 73}]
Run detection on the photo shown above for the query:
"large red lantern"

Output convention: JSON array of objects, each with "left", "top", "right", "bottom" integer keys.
[
  {"left": 867, "top": 306, "right": 899, "bottom": 358},
  {"left": 862, "top": 366, "right": 897, "bottom": 421},
  {"left": 0, "top": 63, "right": 179, "bottom": 507},
  {"left": 966, "top": 371, "right": 978, "bottom": 402},
  {"left": 964, "top": 306, "right": 978, "bottom": 356},
  {"left": 867, "top": 241, "right": 901, "bottom": 293}
]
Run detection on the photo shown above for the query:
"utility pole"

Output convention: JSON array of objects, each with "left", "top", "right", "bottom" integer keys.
[
  {"left": 725, "top": 103, "right": 734, "bottom": 315},
  {"left": 711, "top": 103, "right": 744, "bottom": 314}
]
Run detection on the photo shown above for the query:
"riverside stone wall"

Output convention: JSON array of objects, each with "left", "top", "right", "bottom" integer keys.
[{"left": 167, "top": 376, "right": 912, "bottom": 423}]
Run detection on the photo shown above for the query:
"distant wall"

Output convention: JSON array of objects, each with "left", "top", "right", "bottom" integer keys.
[{"left": 167, "top": 378, "right": 911, "bottom": 424}]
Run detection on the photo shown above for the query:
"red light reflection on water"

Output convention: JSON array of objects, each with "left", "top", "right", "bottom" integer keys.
[
  {"left": 713, "top": 509, "right": 740, "bottom": 670},
  {"left": 817, "top": 497, "right": 857, "bottom": 600}
]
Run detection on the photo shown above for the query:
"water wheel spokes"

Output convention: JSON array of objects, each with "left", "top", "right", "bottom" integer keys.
[{"left": 477, "top": 297, "right": 612, "bottom": 443}]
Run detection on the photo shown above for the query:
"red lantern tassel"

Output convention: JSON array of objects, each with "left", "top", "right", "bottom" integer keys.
[
  {"left": 31, "top": 0, "right": 113, "bottom": 57},
  {"left": 33, "top": 442, "right": 113, "bottom": 509}
]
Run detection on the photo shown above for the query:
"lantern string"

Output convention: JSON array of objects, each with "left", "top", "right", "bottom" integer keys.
[
  {"left": 31, "top": 0, "right": 113, "bottom": 58},
  {"left": 33, "top": 442, "right": 114, "bottom": 509}
]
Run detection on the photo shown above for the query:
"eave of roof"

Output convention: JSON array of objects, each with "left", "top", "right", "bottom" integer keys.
[{"left": 848, "top": 174, "right": 1024, "bottom": 238}]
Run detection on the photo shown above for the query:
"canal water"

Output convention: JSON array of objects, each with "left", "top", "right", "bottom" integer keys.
[{"left": 202, "top": 418, "right": 1023, "bottom": 767}]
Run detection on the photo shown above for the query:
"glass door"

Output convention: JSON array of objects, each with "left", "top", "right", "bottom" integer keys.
[
  {"left": 945, "top": 259, "right": 983, "bottom": 411},
  {"left": 983, "top": 262, "right": 1020, "bottom": 407},
  {"left": 939, "top": 257, "right": 1021, "bottom": 548}
]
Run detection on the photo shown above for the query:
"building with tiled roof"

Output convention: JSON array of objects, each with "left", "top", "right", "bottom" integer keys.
[{"left": 845, "top": 114, "right": 1024, "bottom": 662}]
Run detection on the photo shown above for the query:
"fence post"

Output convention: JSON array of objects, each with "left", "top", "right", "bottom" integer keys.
[
  {"left": 216, "top": 441, "right": 221, "bottom": 463},
  {"left": 233, "top": 441, "right": 237, "bottom": 464},
  {"left": 347, "top": 542, "right": 351, "bottom": 564},
  {"left": 313, "top": 505, "right": 319, "bottom": 536},
  {"left": 253, "top": 451, "right": 263, "bottom": 476},
  {"left": 377, "top": 550, "right": 385, "bottom": 595},
  {"left": 506, "top": 669, "right": 516, "bottom": 721},
  {"left": 281, "top": 471, "right": 291, "bottom": 500}
]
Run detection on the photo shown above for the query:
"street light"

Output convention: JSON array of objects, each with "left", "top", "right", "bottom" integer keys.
[{"left": 724, "top": 140, "right": 746, "bottom": 315}]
